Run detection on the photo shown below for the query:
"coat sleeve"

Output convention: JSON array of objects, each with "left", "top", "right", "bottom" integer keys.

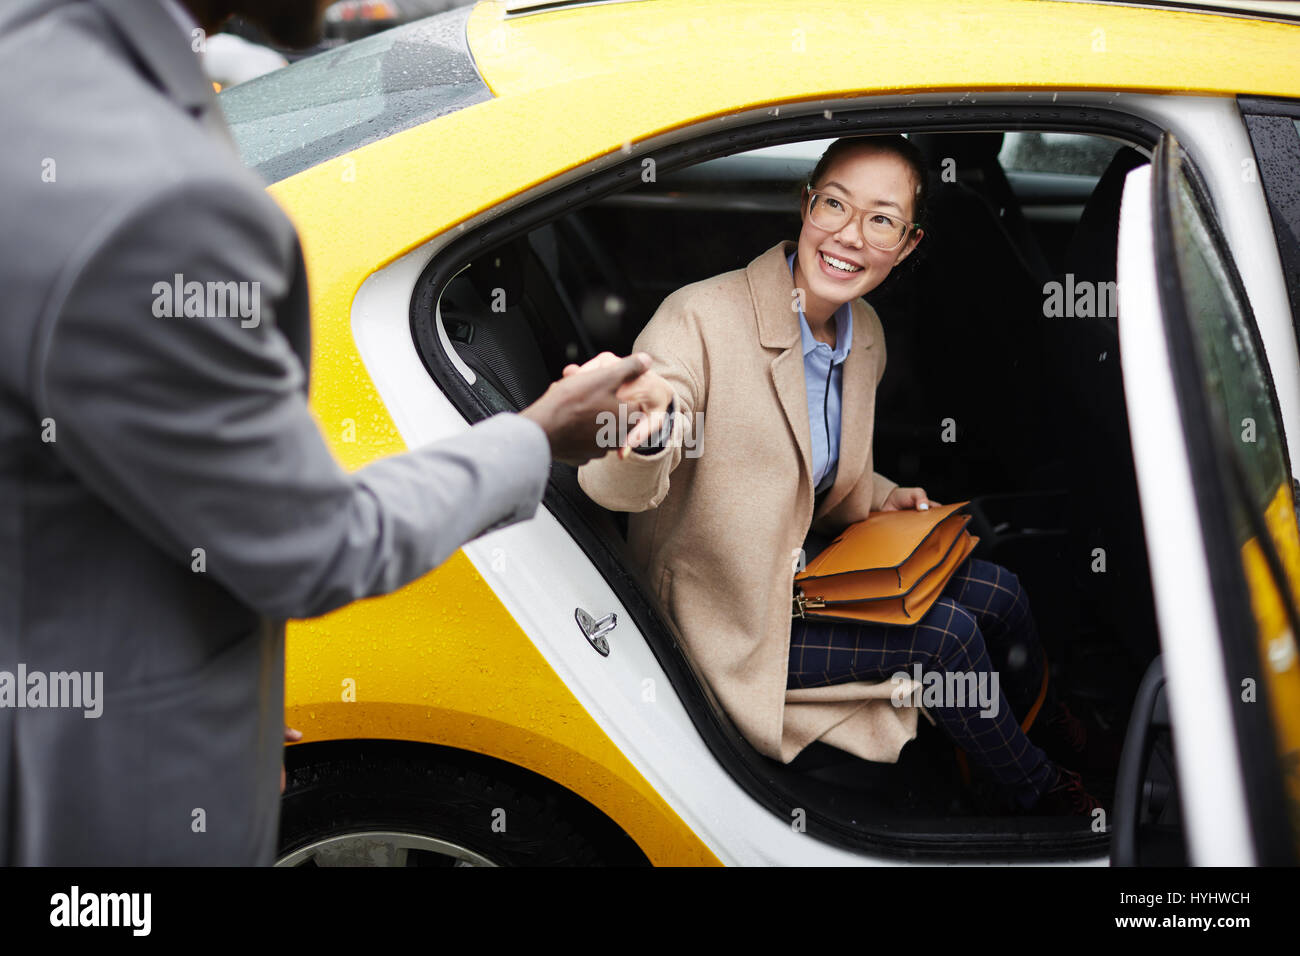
[
  {"left": 32, "top": 178, "right": 552, "bottom": 622},
  {"left": 578, "top": 297, "right": 705, "bottom": 513}
]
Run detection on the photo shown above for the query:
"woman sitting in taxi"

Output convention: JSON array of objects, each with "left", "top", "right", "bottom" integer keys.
[{"left": 573, "top": 135, "right": 1103, "bottom": 816}]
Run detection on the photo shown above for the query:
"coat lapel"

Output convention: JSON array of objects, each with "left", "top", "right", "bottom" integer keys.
[
  {"left": 745, "top": 241, "right": 877, "bottom": 520},
  {"left": 748, "top": 242, "right": 812, "bottom": 492}
]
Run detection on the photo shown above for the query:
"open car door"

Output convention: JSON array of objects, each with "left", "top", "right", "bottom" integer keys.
[{"left": 1114, "top": 131, "right": 1300, "bottom": 866}]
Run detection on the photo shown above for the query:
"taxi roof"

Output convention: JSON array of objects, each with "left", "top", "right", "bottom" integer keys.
[{"left": 467, "top": 0, "right": 1300, "bottom": 101}]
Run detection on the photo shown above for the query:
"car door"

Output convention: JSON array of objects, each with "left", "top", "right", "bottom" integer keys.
[{"left": 1116, "top": 130, "right": 1300, "bottom": 865}]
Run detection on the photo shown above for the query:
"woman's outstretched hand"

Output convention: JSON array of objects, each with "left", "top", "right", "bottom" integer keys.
[
  {"left": 880, "top": 486, "right": 940, "bottom": 511},
  {"left": 562, "top": 351, "right": 675, "bottom": 459},
  {"left": 522, "top": 352, "right": 657, "bottom": 465}
]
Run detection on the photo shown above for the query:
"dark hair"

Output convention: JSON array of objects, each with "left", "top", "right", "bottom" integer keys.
[{"left": 807, "top": 134, "right": 929, "bottom": 232}]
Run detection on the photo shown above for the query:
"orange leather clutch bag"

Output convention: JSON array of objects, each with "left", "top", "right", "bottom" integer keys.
[{"left": 793, "top": 501, "right": 979, "bottom": 626}]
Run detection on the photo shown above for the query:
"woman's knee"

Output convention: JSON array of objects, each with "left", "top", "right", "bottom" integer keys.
[{"left": 960, "top": 559, "right": 1029, "bottom": 626}]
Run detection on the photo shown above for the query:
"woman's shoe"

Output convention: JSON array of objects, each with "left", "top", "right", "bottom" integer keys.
[
  {"left": 1028, "top": 765, "right": 1103, "bottom": 817},
  {"left": 1030, "top": 701, "right": 1123, "bottom": 775}
]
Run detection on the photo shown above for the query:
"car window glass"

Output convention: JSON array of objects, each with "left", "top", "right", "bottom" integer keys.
[
  {"left": 1170, "top": 162, "right": 1300, "bottom": 851},
  {"left": 1000, "top": 131, "right": 1121, "bottom": 176},
  {"left": 745, "top": 138, "right": 838, "bottom": 163},
  {"left": 1173, "top": 171, "right": 1290, "bottom": 538},
  {"left": 219, "top": 5, "right": 489, "bottom": 183}
]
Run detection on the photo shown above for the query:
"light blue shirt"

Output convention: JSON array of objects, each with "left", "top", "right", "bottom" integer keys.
[{"left": 788, "top": 252, "right": 853, "bottom": 495}]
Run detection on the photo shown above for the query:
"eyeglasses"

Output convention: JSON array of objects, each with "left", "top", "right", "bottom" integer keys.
[{"left": 804, "top": 185, "right": 919, "bottom": 252}]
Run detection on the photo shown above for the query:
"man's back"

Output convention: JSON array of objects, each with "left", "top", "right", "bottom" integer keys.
[
  {"left": 0, "top": 0, "right": 317, "bottom": 866},
  {"left": 0, "top": 0, "right": 556, "bottom": 864}
]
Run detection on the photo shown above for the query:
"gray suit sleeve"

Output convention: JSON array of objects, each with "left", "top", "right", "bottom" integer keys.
[{"left": 31, "top": 178, "right": 551, "bottom": 621}]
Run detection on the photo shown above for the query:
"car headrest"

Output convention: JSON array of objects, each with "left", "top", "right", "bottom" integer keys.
[
  {"left": 1064, "top": 146, "right": 1148, "bottom": 285},
  {"left": 909, "top": 132, "right": 1006, "bottom": 171}
]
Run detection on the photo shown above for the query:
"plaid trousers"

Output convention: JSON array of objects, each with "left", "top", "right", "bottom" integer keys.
[{"left": 789, "top": 557, "right": 1055, "bottom": 808}]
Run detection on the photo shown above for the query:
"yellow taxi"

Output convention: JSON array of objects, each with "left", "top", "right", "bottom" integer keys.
[{"left": 218, "top": 0, "right": 1300, "bottom": 866}]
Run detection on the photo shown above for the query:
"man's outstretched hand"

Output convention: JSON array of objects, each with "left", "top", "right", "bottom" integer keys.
[{"left": 522, "top": 352, "right": 667, "bottom": 465}]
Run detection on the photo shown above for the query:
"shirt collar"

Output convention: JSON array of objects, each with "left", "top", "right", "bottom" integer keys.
[{"left": 788, "top": 252, "right": 853, "bottom": 363}]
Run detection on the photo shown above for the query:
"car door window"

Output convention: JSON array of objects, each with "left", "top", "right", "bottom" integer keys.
[{"left": 1165, "top": 149, "right": 1300, "bottom": 860}]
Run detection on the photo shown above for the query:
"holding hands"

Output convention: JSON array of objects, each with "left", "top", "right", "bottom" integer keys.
[
  {"left": 520, "top": 351, "right": 674, "bottom": 465},
  {"left": 560, "top": 351, "right": 676, "bottom": 459}
]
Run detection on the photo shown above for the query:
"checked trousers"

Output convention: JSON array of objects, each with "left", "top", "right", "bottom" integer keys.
[{"left": 789, "top": 557, "right": 1056, "bottom": 808}]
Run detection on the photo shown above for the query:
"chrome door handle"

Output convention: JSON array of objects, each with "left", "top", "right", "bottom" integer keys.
[{"left": 575, "top": 608, "right": 616, "bottom": 657}]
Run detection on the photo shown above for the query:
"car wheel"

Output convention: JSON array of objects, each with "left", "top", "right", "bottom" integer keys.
[{"left": 276, "top": 750, "right": 610, "bottom": 867}]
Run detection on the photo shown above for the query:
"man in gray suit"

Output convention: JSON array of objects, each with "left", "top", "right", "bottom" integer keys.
[{"left": 0, "top": 0, "right": 669, "bottom": 864}]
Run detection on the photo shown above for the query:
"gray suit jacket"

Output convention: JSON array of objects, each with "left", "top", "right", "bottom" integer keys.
[{"left": 0, "top": 0, "right": 551, "bottom": 865}]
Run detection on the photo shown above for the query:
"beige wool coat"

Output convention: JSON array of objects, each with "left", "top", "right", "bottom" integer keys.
[{"left": 579, "top": 240, "right": 923, "bottom": 764}]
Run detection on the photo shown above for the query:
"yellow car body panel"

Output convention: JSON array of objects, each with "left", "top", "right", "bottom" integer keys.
[
  {"left": 468, "top": 0, "right": 1300, "bottom": 101},
  {"left": 266, "top": 0, "right": 1300, "bottom": 864},
  {"left": 1241, "top": 484, "right": 1300, "bottom": 841},
  {"left": 284, "top": 558, "right": 719, "bottom": 865}
]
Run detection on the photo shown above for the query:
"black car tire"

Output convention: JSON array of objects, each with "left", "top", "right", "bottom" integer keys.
[{"left": 277, "top": 750, "right": 613, "bottom": 867}]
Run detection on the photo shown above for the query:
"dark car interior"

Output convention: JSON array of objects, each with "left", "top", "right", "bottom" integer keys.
[{"left": 421, "top": 129, "right": 1163, "bottom": 847}]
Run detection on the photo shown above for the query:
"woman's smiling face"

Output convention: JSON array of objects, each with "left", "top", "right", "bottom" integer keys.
[{"left": 794, "top": 146, "right": 924, "bottom": 320}]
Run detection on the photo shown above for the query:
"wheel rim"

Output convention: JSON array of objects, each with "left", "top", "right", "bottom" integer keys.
[{"left": 275, "top": 830, "right": 499, "bottom": 867}]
